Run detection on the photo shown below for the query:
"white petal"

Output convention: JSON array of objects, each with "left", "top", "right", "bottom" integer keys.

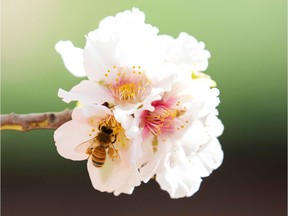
[
  {"left": 54, "top": 120, "right": 91, "bottom": 161},
  {"left": 205, "top": 114, "right": 224, "bottom": 137},
  {"left": 194, "top": 138, "right": 224, "bottom": 176},
  {"left": 147, "top": 65, "right": 177, "bottom": 92},
  {"left": 184, "top": 137, "right": 223, "bottom": 179},
  {"left": 58, "top": 80, "right": 114, "bottom": 105},
  {"left": 87, "top": 157, "right": 113, "bottom": 192},
  {"left": 87, "top": 156, "right": 141, "bottom": 194},
  {"left": 139, "top": 138, "right": 173, "bottom": 183},
  {"left": 156, "top": 167, "right": 202, "bottom": 199},
  {"left": 155, "top": 147, "right": 202, "bottom": 198},
  {"left": 127, "top": 135, "right": 144, "bottom": 165},
  {"left": 113, "top": 164, "right": 141, "bottom": 195},
  {"left": 72, "top": 105, "right": 111, "bottom": 122},
  {"left": 55, "top": 41, "right": 86, "bottom": 77},
  {"left": 140, "top": 151, "right": 166, "bottom": 183},
  {"left": 113, "top": 108, "right": 136, "bottom": 138},
  {"left": 181, "top": 121, "right": 210, "bottom": 154},
  {"left": 163, "top": 32, "right": 211, "bottom": 72},
  {"left": 83, "top": 37, "right": 117, "bottom": 81}
]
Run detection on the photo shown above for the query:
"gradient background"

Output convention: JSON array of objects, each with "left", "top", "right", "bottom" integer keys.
[{"left": 1, "top": 0, "right": 286, "bottom": 215}]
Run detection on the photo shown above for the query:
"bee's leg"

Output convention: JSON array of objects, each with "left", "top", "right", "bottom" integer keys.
[
  {"left": 111, "top": 134, "right": 118, "bottom": 143},
  {"left": 108, "top": 147, "right": 115, "bottom": 158},
  {"left": 104, "top": 117, "right": 111, "bottom": 127},
  {"left": 110, "top": 121, "right": 117, "bottom": 128}
]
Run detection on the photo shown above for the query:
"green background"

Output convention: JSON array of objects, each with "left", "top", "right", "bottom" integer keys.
[{"left": 2, "top": 0, "right": 286, "bottom": 215}]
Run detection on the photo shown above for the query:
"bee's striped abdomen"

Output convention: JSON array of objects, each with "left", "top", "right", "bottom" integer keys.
[{"left": 92, "top": 146, "right": 106, "bottom": 167}]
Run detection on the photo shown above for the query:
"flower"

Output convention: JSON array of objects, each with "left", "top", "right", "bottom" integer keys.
[
  {"left": 54, "top": 8, "right": 223, "bottom": 198},
  {"left": 137, "top": 77, "right": 224, "bottom": 198},
  {"left": 54, "top": 105, "right": 141, "bottom": 195}
]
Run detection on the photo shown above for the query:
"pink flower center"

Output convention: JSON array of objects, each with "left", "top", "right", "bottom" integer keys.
[
  {"left": 103, "top": 66, "right": 150, "bottom": 103},
  {"left": 110, "top": 78, "right": 143, "bottom": 102},
  {"left": 141, "top": 99, "right": 180, "bottom": 137}
]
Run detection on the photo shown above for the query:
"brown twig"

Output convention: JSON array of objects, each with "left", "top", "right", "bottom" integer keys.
[{"left": 0, "top": 109, "right": 72, "bottom": 132}]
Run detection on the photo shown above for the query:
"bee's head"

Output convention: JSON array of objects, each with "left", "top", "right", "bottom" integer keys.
[{"left": 100, "top": 125, "right": 113, "bottom": 134}]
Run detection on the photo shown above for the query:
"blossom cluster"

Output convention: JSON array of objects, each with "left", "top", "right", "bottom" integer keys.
[{"left": 54, "top": 8, "right": 223, "bottom": 198}]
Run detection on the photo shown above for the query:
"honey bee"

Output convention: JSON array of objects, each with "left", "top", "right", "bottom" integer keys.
[{"left": 77, "top": 121, "right": 120, "bottom": 168}]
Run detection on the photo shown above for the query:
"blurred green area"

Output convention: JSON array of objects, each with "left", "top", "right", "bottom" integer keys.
[{"left": 1, "top": 0, "right": 286, "bottom": 170}]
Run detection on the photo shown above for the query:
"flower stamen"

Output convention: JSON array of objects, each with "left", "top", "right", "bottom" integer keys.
[
  {"left": 105, "top": 66, "right": 150, "bottom": 103},
  {"left": 142, "top": 100, "right": 180, "bottom": 136}
]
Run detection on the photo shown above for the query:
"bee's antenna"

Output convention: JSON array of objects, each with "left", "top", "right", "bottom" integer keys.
[{"left": 98, "top": 121, "right": 103, "bottom": 130}]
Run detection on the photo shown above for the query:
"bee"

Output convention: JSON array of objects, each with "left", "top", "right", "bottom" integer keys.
[{"left": 77, "top": 121, "right": 120, "bottom": 168}]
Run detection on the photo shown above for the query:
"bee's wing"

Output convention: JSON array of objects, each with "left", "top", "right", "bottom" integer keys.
[
  {"left": 108, "top": 143, "right": 121, "bottom": 164},
  {"left": 74, "top": 138, "right": 98, "bottom": 154}
]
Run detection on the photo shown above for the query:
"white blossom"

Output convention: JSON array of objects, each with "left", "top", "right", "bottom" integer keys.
[{"left": 54, "top": 8, "right": 223, "bottom": 198}]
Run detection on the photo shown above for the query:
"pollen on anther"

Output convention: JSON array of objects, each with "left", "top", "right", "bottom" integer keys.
[
  {"left": 107, "top": 70, "right": 110, "bottom": 72},
  {"left": 138, "top": 66, "right": 141, "bottom": 69},
  {"left": 181, "top": 125, "right": 184, "bottom": 128},
  {"left": 92, "top": 128, "right": 95, "bottom": 132},
  {"left": 132, "top": 66, "right": 135, "bottom": 69},
  {"left": 113, "top": 66, "right": 116, "bottom": 69},
  {"left": 89, "top": 134, "right": 92, "bottom": 136},
  {"left": 105, "top": 74, "right": 109, "bottom": 77},
  {"left": 138, "top": 71, "right": 142, "bottom": 75}
]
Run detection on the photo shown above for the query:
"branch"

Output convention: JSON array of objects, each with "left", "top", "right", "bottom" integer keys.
[{"left": 0, "top": 109, "right": 72, "bottom": 132}]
